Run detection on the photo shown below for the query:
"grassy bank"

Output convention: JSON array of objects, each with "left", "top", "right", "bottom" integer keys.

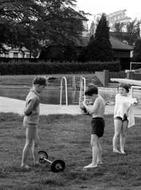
[{"left": 0, "top": 113, "right": 141, "bottom": 190}]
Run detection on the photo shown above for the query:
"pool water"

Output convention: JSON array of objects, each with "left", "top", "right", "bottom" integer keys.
[{"left": 0, "top": 85, "right": 117, "bottom": 105}]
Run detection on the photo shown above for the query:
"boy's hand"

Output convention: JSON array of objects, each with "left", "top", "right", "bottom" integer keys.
[{"left": 79, "top": 101, "right": 88, "bottom": 114}]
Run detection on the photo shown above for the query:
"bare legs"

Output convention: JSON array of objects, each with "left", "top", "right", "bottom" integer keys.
[
  {"left": 97, "top": 140, "right": 103, "bottom": 164},
  {"left": 83, "top": 134, "right": 102, "bottom": 169},
  {"left": 120, "top": 121, "right": 128, "bottom": 154},
  {"left": 21, "top": 126, "right": 39, "bottom": 168},
  {"left": 113, "top": 119, "right": 128, "bottom": 154}
]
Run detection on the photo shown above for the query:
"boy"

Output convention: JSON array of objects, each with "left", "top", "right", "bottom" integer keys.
[
  {"left": 81, "top": 85, "right": 105, "bottom": 169},
  {"left": 21, "top": 76, "right": 47, "bottom": 169}
]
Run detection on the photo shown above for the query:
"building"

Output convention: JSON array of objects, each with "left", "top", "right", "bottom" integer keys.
[
  {"left": 110, "top": 36, "right": 133, "bottom": 69},
  {"left": 0, "top": 45, "right": 38, "bottom": 59},
  {"left": 76, "top": 35, "right": 133, "bottom": 70}
]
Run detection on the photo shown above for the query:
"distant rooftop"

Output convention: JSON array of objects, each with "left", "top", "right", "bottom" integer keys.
[
  {"left": 78, "top": 35, "right": 134, "bottom": 51},
  {"left": 110, "top": 36, "right": 133, "bottom": 50}
]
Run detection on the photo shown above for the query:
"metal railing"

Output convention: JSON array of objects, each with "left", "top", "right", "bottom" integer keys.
[
  {"left": 60, "top": 76, "right": 68, "bottom": 106},
  {"left": 79, "top": 76, "right": 86, "bottom": 105}
]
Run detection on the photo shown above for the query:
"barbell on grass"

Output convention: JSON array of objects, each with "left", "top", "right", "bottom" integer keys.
[{"left": 38, "top": 150, "right": 66, "bottom": 172}]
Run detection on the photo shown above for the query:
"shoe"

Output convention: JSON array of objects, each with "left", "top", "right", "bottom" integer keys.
[{"left": 83, "top": 163, "right": 97, "bottom": 170}]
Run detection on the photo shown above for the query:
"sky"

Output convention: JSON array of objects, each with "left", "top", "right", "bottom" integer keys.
[{"left": 76, "top": 0, "right": 141, "bottom": 21}]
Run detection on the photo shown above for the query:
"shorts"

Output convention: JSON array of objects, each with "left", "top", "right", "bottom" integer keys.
[
  {"left": 91, "top": 117, "right": 105, "bottom": 138},
  {"left": 115, "top": 114, "right": 128, "bottom": 122}
]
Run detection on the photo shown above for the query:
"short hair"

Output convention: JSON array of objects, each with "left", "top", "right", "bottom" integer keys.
[
  {"left": 87, "top": 83, "right": 95, "bottom": 88},
  {"left": 33, "top": 76, "right": 47, "bottom": 86},
  {"left": 119, "top": 83, "right": 130, "bottom": 93},
  {"left": 85, "top": 85, "right": 98, "bottom": 96}
]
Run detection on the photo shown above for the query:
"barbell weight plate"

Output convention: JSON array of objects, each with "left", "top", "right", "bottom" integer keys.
[
  {"left": 38, "top": 150, "right": 49, "bottom": 164},
  {"left": 51, "top": 160, "right": 66, "bottom": 172}
]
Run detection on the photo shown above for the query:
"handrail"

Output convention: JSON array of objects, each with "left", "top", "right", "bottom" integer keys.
[
  {"left": 131, "top": 85, "right": 141, "bottom": 98},
  {"left": 79, "top": 76, "right": 86, "bottom": 105},
  {"left": 60, "top": 76, "right": 68, "bottom": 105}
]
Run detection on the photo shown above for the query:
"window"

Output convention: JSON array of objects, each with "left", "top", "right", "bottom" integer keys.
[
  {"left": 5, "top": 52, "right": 9, "bottom": 58},
  {"left": 26, "top": 53, "right": 30, "bottom": 58},
  {"left": 13, "top": 52, "right": 18, "bottom": 58}
]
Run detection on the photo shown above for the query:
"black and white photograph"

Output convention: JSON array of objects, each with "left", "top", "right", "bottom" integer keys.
[{"left": 0, "top": 0, "right": 141, "bottom": 189}]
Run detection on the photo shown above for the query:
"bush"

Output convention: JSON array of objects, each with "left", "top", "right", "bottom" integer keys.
[{"left": 0, "top": 60, "right": 121, "bottom": 75}]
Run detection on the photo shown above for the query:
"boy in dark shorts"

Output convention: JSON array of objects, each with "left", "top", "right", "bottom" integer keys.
[{"left": 81, "top": 85, "right": 105, "bottom": 169}]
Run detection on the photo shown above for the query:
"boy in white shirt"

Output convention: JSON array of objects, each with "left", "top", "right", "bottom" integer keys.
[{"left": 81, "top": 85, "right": 105, "bottom": 169}]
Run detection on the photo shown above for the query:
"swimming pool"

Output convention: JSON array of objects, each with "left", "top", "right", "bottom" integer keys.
[{"left": 0, "top": 85, "right": 117, "bottom": 105}]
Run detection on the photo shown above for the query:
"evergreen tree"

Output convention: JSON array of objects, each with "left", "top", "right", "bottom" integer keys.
[
  {"left": 95, "top": 13, "right": 110, "bottom": 40},
  {"left": 84, "top": 13, "right": 113, "bottom": 61}
]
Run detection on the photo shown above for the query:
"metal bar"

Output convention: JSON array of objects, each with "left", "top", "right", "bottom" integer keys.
[{"left": 60, "top": 76, "right": 68, "bottom": 106}]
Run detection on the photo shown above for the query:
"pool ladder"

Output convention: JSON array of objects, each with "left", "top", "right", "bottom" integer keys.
[
  {"left": 59, "top": 76, "right": 86, "bottom": 106},
  {"left": 60, "top": 76, "right": 68, "bottom": 105},
  {"left": 79, "top": 76, "right": 86, "bottom": 105}
]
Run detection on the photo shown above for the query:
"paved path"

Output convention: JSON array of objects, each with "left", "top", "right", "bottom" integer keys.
[{"left": 0, "top": 96, "right": 141, "bottom": 117}]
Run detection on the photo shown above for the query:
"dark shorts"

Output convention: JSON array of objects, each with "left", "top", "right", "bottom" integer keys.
[
  {"left": 115, "top": 114, "right": 128, "bottom": 122},
  {"left": 91, "top": 117, "right": 105, "bottom": 138}
]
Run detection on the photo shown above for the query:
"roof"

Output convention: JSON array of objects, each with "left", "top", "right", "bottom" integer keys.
[
  {"left": 110, "top": 36, "right": 134, "bottom": 50},
  {"left": 78, "top": 35, "right": 134, "bottom": 51}
]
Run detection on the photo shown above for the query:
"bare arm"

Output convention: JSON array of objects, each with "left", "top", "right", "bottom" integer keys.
[{"left": 83, "top": 98, "right": 99, "bottom": 115}]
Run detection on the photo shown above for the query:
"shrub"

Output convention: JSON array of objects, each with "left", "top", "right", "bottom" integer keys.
[{"left": 0, "top": 60, "right": 120, "bottom": 75}]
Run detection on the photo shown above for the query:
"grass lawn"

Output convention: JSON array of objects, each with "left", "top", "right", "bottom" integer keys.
[{"left": 0, "top": 113, "right": 141, "bottom": 190}]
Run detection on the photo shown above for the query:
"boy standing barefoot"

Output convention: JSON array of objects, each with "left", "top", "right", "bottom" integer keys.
[
  {"left": 21, "top": 76, "right": 47, "bottom": 169},
  {"left": 81, "top": 85, "right": 105, "bottom": 169}
]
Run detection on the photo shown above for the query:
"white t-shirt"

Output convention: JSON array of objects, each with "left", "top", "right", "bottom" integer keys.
[{"left": 114, "top": 94, "right": 137, "bottom": 127}]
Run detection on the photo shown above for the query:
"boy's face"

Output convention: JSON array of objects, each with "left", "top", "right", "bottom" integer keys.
[
  {"left": 35, "top": 84, "right": 46, "bottom": 93},
  {"left": 86, "top": 94, "right": 97, "bottom": 102},
  {"left": 119, "top": 87, "right": 127, "bottom": 96}
]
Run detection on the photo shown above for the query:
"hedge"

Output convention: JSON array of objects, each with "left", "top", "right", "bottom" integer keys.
[{"left": 0, "top": 60, "right": 121, "bottom": 75}]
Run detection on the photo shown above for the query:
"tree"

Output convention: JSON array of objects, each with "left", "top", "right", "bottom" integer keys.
[
  {"left": 125, "top": 19, "right": 140, "bottom": 45},
  {"left": 84, "top": 13, "right": 113, "bottom": 61},
  {"left": 132, "top": 39, "right": 141, "bottom": 61},
  {"left": 39, "top": 44, "right": 78, "bottom": 61},
  {"left": 95, "top": 13, "right": 110, "bottom": 40},
  {"left": 0, "top": 0, "right": 85, "bottom": 56},
  {"left": 114, "top": 22, "right": 124, "bottom": 32},
  {"left": 89, "top": 21, "right": 95, "bottom": 36},
  {"left": 112, "top": 19, "right": 140, "bottom": 45}
]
